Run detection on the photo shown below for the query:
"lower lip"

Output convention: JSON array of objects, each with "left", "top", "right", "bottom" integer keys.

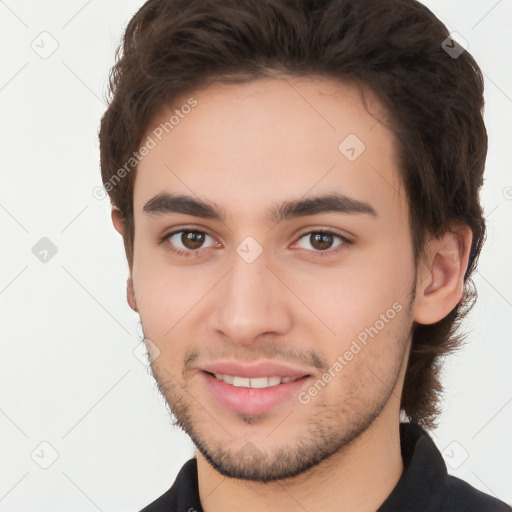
[{"left": 202, "top": 371, "right": 311, "bottom": 415}]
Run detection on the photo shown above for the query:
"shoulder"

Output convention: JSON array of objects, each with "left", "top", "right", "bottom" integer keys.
[
  {"left": 381, "top": 422, "right": 511, "bottom": 512},
  {"left": 138, "top": 458, "right": 201, "bottom": 512},
  {"left": 441, "top": 474, "right": 511, "bottom": 512}
]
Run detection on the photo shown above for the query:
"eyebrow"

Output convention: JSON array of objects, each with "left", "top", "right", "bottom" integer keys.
[{"left": 143, "top": 192, "right": 378, "bottom": 224}]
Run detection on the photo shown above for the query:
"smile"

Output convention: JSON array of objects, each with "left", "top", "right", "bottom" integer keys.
[
  {"left": 211, "top": 373, "right": 302, "bottom": 388},
  {"left": 202, "top": 370, "right": 313, "bottom": 415}
]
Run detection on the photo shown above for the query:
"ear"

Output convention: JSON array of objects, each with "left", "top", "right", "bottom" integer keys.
[
  {"left": 127, "top": 276, "right": 138, "bottom": 312},
  {"left": 413, "top": 223, "right": 473, "bottom": 325},
  {"left": 111, "top": 207, "right": 125, "bottom": 236},
  {"left": 111, "top": 208, "right": 138, "bottom": 312}
]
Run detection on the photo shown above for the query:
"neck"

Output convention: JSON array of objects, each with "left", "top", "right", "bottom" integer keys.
[{"left": 196, "top": 412, "right": 404, "bottom": 512}]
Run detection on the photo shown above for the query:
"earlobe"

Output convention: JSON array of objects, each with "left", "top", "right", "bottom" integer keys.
[
  {"left": 413, "top": 225, "right": 472, "bottom": 325},
  {"left": 114, "top": 209, "right": 137, "bottom": 312},
  {"left": 111, "top": 207, "right": 125, "bottom": 236},
  {"left": 127, "top": 276, "right": 138, "bottom": 312}
]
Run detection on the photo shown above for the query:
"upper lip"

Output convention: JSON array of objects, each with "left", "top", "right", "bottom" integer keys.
[{"left": 201, "top": 360, "right": 312, "bottom": 379}]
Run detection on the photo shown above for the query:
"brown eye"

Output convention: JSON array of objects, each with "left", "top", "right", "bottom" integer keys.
[
  {"left": 165, "top": 229, "right": 216, "bottom": 254},
  {"left": 295, "top": 230, "right": 349, "bottom": 255},
  {"left": 180, "top": 231, "right": 206, "bottom": 250},
  {"left": 310, "top": 232, "right": 334, "bottom": 250}
]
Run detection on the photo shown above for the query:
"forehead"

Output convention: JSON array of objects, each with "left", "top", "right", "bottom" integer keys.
[{"left": 134, "top": 77, "right": 407, "bottom": 226}]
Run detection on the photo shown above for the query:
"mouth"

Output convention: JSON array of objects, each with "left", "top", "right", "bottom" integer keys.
[{"left": 200, "top": 364, "right": 313, "bottom": 415}]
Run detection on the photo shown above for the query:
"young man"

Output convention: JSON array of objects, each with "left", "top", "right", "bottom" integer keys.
[{"left": 99, "top": 0, "right": 511, "bottom": 510}]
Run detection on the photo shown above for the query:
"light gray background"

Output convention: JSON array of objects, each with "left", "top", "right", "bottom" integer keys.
[{"left": 0, "top": 1, "right": 511, "bottom": 510}]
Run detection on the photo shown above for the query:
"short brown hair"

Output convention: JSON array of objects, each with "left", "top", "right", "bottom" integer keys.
[{"left": 99, "top": 0, "right": 487, "bottom": 428}]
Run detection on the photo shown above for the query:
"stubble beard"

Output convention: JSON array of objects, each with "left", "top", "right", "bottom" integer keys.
[{"left": 146, "top": 322, "right": 411, "bottom": 483}]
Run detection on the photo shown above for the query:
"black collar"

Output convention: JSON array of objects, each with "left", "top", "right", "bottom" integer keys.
[{"left": 378, "top": 422, "right": 447, "bottom": 510}]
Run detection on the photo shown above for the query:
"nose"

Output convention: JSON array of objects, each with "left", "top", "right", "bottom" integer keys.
[{"left": 208, "top": 248, "right": 293, "bottom": 346}]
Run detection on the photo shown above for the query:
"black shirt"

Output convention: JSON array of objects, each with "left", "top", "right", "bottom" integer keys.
[{"left": 139, "top": 422, "right": 511, "bottom": 511}]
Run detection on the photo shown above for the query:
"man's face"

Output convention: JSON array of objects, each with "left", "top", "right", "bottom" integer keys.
[{"left": 130, "top": 77, "right": 417, "bottom": 481}]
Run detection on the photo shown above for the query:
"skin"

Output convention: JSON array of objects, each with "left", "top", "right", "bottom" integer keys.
[{"left": 112, "top": 77, "right": 472, "bottom": 512}]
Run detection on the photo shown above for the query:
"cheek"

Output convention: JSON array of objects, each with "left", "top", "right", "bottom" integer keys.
[
  {"left": 131, "top": 246, "right": 215, "bottom": 343},
  {"left": 286, "top": 246, "right": 414, "bottom": 356},
  {"left": 131, "top": 246, "right": 175, "bottom": 337}
]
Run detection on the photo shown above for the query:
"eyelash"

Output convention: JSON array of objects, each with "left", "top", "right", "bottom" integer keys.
[{"left": 159, "top": 228, "right": 352, "bottom": 259}]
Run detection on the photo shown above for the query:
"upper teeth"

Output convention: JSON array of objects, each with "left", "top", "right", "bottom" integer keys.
[{"left": 213, "top": 373, "right": 300, "bottom": 388}]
